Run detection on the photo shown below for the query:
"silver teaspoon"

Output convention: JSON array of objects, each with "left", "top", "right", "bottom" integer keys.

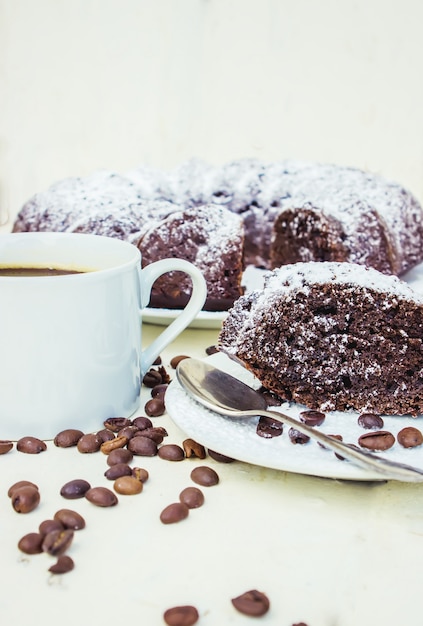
[{"left": 176, "top": 357, "right": 423, "bottom": 482}]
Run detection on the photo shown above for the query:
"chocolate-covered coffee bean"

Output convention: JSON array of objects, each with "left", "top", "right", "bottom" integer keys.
[
  {"left": 85, "top": 486, "right": 118, "bottom": 507},
  {"left": 39, "top": 519, "right": 64, "bottom": 536},
  {"left": 96, "top": 428, "right": 116, "bottom": 443},
  {"left": 151, "top": 384, "right": 168, "bottom": 399},
  {"left": 163, "top": 605, "right": 199, "bottom": 626},
  {"left": 128, "top": 435, "right": 158, "bottom": 456},
  {"left": 103, "top": 417, "right": 132, "bottom": 432},
  {"left": 132, "top": 416, "right": 153, "bottom": 430},
  {"left": 42, "top": 529, "right": 74, "bottom": 556},
  {"left": 190, "top": 466, "right": 219, "bottom": 487},
  {"left": 256, "top": 415, "right": 283, "bottom": 438},
  {"left": 358, "top": 430, "right": 395, "bottom": 451},
  {"left": 397, "top": 426, "right": 423, "bottom": 448},
  {"left": 160, "top": 502, "right": 189, "bottom": 524},
  {"left": 288, "top": 428, "right": 310, "bottom": 445},
  {"left": 54, "top": 509, "right": 86, "bottom": 530},
  {"left": 54, "top": 429, "right": 84, "bottom": 448},
  {"left": 18, "top": 532, "right": 44, "bottom": 554},
  {"left": 76, "top": 433, "right": 101, "bottom": 453},
  {"left": 104, "top": 463, "right": 133, "bottom": 480},
  {"left": 60, "top": 479, "right": 91, "bottom": 499},
  {"left": 8, "top": 480, "right": 38, "bottom": 498},
  {"left": 207, "top": 449, "right": 235, "bottom": 463},
  {"left": 0, "top": 440, "right": 13, "bottom": 454},
  {"left": 142, "top": 369, "right": 162, "bottom": 387},
  {"left": 49, "top": 555, "right": 75, "bottom": 574},
  {"left": 132, "top": 467, "right": 149, "bottom": 482},
  {"left": 113, "top": 476, "right": 143, "bottom": 495},
  {"left": 158, "top": 444, "right": 185, "bottom": 461},
  {"left": 231, "top": 589, "right": 270, "bottom": 616},
  {"left": 179, "top": 487, "right": 204, "bottom": 509},
  {"left": 357, "top": 413, "right": 384, "bottom": 429},
  {"left": 106, "top": 447, "right": 133, "bottom": 466},
  {"left": 144, "top": 398, "right": 165, "bottom": 417},
  {"left": 16, "top": 436, "right": 47, "bottom": 454},
  {"left": 299, "top": 410, "right": 326, "bottom": 426},
  {"left": 11, "top": 485, "right": 40, "bottom": 513}
]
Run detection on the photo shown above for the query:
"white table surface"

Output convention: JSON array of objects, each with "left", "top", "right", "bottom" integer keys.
[{"left": 2, "top": 321, "right": 423, "bottom": 626}]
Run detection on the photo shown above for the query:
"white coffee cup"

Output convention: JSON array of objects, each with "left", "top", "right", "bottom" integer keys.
[{"left": 0, "top": 232, "right": 207, "bottom": 440}]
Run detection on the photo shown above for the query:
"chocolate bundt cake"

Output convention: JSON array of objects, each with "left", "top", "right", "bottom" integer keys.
[
  {"left": 218, "top": 262, "right": 423, "bottom": 415},
  {"left": 12, "top": 159, "right": 423, "bottom": 311}
]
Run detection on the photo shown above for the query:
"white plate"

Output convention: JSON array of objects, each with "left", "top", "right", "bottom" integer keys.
[
  {"left": 166, "top": 352, "right": 423, "bottom": 481},
  {"left": 143, "top": 266, "right": 267, "bottom": 328},
  {"left": 145, "top": 261, "right": 423, "bottom": 329}
]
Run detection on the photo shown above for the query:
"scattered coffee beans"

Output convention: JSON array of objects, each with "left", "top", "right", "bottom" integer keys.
[
  {"left": 18, "top": 532, "right": 44, "bottom": 554},
  {"left": 144, "top": 398, "right": 165, "bottom": 417},
  {"left": 113, "top": 475, "right": 143, "bottom": 495},
  {"left": 170, "top": 354, "right": 189, "bottom": 369},
  {"left": 397, "top": 426, "right": 423, "bottom": 448},
  {"left": 42, "top": 529, "right": 74, "bottom": 556},
  {"left": 163, "top": 605, "right": 199, "bottom": 626},
  {"left": 60, "top": 479, "right": 91, "bottom": 499},
  {"left": 54, "top": 429, "right": 84, "bottom": 448},
  {"left": 179, "top": 487, "right": 204, "bottom": 509},
  {"left": 190, "top": 466, "right": 219, "bottom": 487},
  {"left": 358, "top": 430, "right": 395, "bottom": 451},
  {"left": 207, "top": 449, "right": 235, "bottom": 463},
  {"left": 183, "top": 439, "right": 206, "bottom": 459},
  {"left": 231, "top": 589, "right": 270, "bottom": 617},
  {"left": 77, "top": 433, "right": 101, "bottom": 453},
  {"left": 299, "top": 410, "right": 326, "bottom": 426},
  {"left": 160, "top": 502, "right": 189, "bottom": 524},
  {"left": 48, "top": 555, "right": 75, "bottom": 574},
  {"left": 11, "top": 485, "right": 40, "bottom": 513},
  {"left": 54, "top": 509, "right": 86, "bottom": 530},
  {"left": 288, "top": 428, "right": 310, "bottom": 445},
  {"left": 158, "top": 444, "right": 185, "bottom": 461},
  {"left": 357, "top": 413, "right": 384, "bottom": 429},
  {"left": 85, "top": 486, "right": 118, "bottom": 507},
  {"left": 256, "top": 416, "right": 283, "bottom": 438},
  {"left": 16, "top": 436, "right": 47, "bottom": 454},
  {"left": 0, "top": 440, "right": 13, "bottom": 455}
]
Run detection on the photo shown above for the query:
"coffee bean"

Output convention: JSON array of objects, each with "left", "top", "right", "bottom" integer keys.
[
  {"left": 157, "top": 364, "right": 171, "bottom": 384},
  {"left": 206, "top": 345, "right": 219, "bottom": 355},
  {"left": 357, "top": 413, "right": 384, "bottom": 429},
  {"left": 100, "top": 435, "right": 128, "bottom": 455},
  {"left": 132, "top": 467, "right": 149, "bottom": 482},
  {"left": 16, "top": 436, "right": 47, "bottom": 454},
  {"left": 54, "top": 509, "right": 86, "bottom": 530},
  {"left": 42, "top": 529, "right": 74, "bottom": 556},
  {"left": 128, "top": 435, "right": 158, "bottom": 456},
  {"left": 151, "top": 384, "right": 168, "bottom": 399},
  {"left": 106, "top": 447, "right": 133, "bottom": 466},
  {"left": 143, "top": 369, "right": 162, "bottom": 388},
  {"left": 18, "top": 532, "right": 44, "bottom": 554},
  {"left": 77, "top": 433, "right": 101, "bottom": 453},
  {"left": 160, "top": 502, "right": 189, "bottom": 524},
  {"left": 179, "top": 487, "right": 204, "bottom": 509},
  {"left": 299, "top": 410, "right": 326, "bottom": 426},
  {"left": 96, "top": 428, "right": 116, "bottom": 443},
  {"left": 136, "top": 426, "right": 168, "bottom": 443},
  {"left": 231, "top": 589, "right": 270, "bottom": 616},
  {"left": 11, "top": 486, "right": 40, "bottom": 513},
  {"left": 85, "top": 486, "right": 118, "bottom": 507},
  {"left": 153, "top": 355, "right": 162, "bottom": 365},
  {"left": 256, "top": 415, "right": 283, "bottom": 438},
  {"left": 397, "top": 426, "right": 423, "bottom": 448},
  {"left": 60, "top": 479, "right": 91, "bottom": 499},
  {"left": 39, "top": 519, "right": 64, "bottom": 536},
  {"left": 8, "top": 480, "right": 39, "bottom": 498},
  {"left": 54, "top": 429, "right": 84, "bottom": 448},
  {"left": 103, "top": 417, "right": 132, "bottom": 432},
  {"left": 182, "top": 438, "right": 206, "bottom": 459},
  {"left": 207, "top": 449, "right": 235, "bottom": 463},
  {"left": 358, "top": 430, "right": 395, "bottom": 451},
  {"left": 104, "top": 463, "right": 133, "bottom": 480},
  {"left": 288, "top": 428, "right": 310, "bottom": 445},
  {"left": 0, "top": 440, "right": 13, "bottom": 455},
  {"left": 258, "top": 387, "right": 283, "bottom": 407},
  {"left": 170, "top": 355, "right": 189, "bottom": 369},
  {"left": 117, "top": 425, "right": 140, "bottom": 440},
  {"left": 158, "top": 444, "right": 185, "bottom": 461},
  {"left": 113, "top": 476, "right": 143, "bottom": 495},
  {"left": 163, "top": 605, "right": 199, "bottom": 626},
  {"left": 48, "top": 555, "right": 75, "bottom": 574},
  {"left": 132, "top": 416, "right": 153, "bottom": 430},
  {"left": 190, "top": 466, "right": 219, "bottom": 487},
  {"left": 144, "top": 398, "right": 165, "bottom": 417}
]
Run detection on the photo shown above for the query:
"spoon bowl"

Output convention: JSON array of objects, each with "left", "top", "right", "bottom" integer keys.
[{"left": 176, "top": 357, "right": 423, "bottom": 482}]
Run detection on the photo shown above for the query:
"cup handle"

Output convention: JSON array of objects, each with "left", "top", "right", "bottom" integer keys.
[{"left": 139, "top": 259, "right": 207, "bottom": 375}]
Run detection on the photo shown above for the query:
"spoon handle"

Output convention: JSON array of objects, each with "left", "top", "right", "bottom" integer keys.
[{"left": 255, "top": 408, "right": 423, "bottom": 482}]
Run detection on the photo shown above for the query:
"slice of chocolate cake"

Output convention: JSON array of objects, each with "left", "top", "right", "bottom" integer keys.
[{"left": 218, "top": 261, "right": 423, "bottom": 415}]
